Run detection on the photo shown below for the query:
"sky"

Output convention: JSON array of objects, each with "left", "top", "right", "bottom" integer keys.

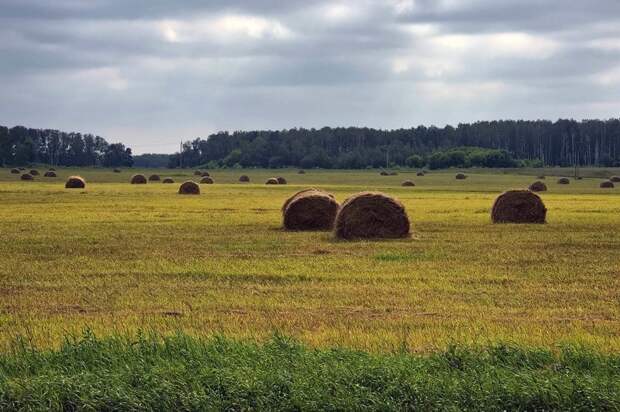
[{"left": 1, "top": 0, "right": 619, "bottom": 154}]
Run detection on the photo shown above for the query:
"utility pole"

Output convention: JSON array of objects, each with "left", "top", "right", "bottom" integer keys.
[{"left": 179, "top": 141, "right": 183, "bottom": 168}]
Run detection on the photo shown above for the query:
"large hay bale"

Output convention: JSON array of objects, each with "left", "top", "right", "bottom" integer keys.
[
  {"left": 335, "top": 192, "right": 410, "bottom": 239},
  {"left": 148, "top": 174, "right": 161, "bottom": 182},
  {"left": 179, "top": 181, "right": 200, "bottom": 194},
  {"left": 113, "top": 168, "right": 121, "bottom": 173},
  {"left": 557, "top": 177, "right": 570, "bottom": 184},
  {"left": 162, "top": 177, "right": 174, "bottom": 184},
  {"left": 239, "top": 175, "right": 250, "bottom": 182},
  {"left": 528, "top": 181, "right": 547, "bottom": 192},
  {"left": 416, "top": 171, "right": 425, "bottom": 176},
  {"left": 201, "top": 172, "right": 210, "bottom": 177},
  {"left": 298, "top": 170, "right": 306, "bottom": 174},
  {"left": 21, "top": 173, "right": 33, "bottom": 181},
  {"left": 130, "top": 174, "right": 147, "bottom": 184},
  {"left": 609, "top": 176, "right": 620, "bottom": 183},
  {"left": 200, "top": 176, "right": 214, "bottom": 184},
  {"left": 194, "top": 170, "right": 202, "bottom": 176},
  {"left": 600, "top": 180, "right": 615, "bottom": 189},
  {"left": 266, "top": 178, "right": 279, "bottom": 185},
  {"left": 277, "top": 176, "right": 287, "bottom": 184},
  {"left": 65, "top": 176, "right": 86, "bottom": 189},
  {"left": 401, "top": 180, "right": 415, "bottom": 187},
  {"left": 283, "top": 189, "right": 339, "bottom": 231},
  {"left": 491, "top": 190, "right": 546, "bottom": 224},
  {"left": 44, "top": 171, "right": 57, "bottom": 177},
  {"left": 455, "top": 173, "right": 467, "bottom": 180},
  {"left": 10, "top": 168, "right": 20, "bottom": 174},
  {"left": 29, "top": 169, "right": 39, "bottom": 176}
]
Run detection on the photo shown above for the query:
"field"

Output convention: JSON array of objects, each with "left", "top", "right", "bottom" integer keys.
[{"left": 1, "top": 167, "right": 619, "bottom": 352}]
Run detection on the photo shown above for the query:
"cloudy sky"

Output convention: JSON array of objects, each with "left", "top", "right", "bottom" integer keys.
[{"left": 1, "top": 0, "right": 620, "bottom": 153}]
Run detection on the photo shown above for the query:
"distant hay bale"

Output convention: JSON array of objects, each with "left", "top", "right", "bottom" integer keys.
[
  {"left": 179, "top": 181, "right": 200, "bottom": 194},
  {"left": 194, "top": 170, "right": 202, "bottom": 176},
  {"left": 239, "top": 175, "right": 250, "bottom": 182},
  {"left": 536, "top": 175, "right": 545, "bottom": 179},
  {"left": 162, "top": 177, "right": 174, "bottom": 184},
  {"left": 416, "top": 171, "right": 425, "bottom": 176},
  {"left": 29, "top": 169, "right": 39, "bottom": 176},
  {"left": 401, "top": 180, "right": 415, "bottom": 187},
  {"left": 276, "top": 176, "right": 287, "bottom": 184},
  {"left": 557, "top": 177, "right": 570, "bottom": 184},
  {"left": 335, "top": 192, "right": 410, "bottom": 239},
  {"left": 455, "top": 173, "right": 467, "bottom": 180},
  {"left": 10, "top": 168, "right": 20, "bottom": 174},
  {"left": 576, "top": 176, "right": 583, "bottom": 180},
  {"left": 20, "top": 173, "right": 33, "bottom": 181},
  {"left": 18, "top": 167, "right": 25, "bottom": 171},
  {"left": 266, "top": 178, "right": 279, "bottom": 185},
  {"left": 200, "top": 176, "right": 214, "bottom": 184},
  {"left": 48, "top": 167, "right": 56, "bottom": 171},
  {"left": 148, "top": 174, "right": 161, "bottom": 182},
  {"left": 600, "top": 180, "right": 614, "bottom": 189},
  {"left": 491, "top": 190, "right": 546, "bottom": 224},
  {"left": 380, "top": 171, "right": 389, "bottom": 176},
  {"left": 610, "top": 176, "right": 620, "bottom": 183},
  {"left": 528, "top": 181, "right": 547, "bottom": 192},
  {"left": 113, "top": 168, "right": 121, "bottom": 173},
  {"left": 201, "top": 172, "right": 210, "bottom": 177},
  {"left": 65, "top": 176, "right": 86, "bottom": 189},
  {"left": 298, "top": 170, "right": 306, "bottom": 174},
  {"left": 44, "top": 171, "right": 57, "bottom": 178},
  {"left": 282, "top": 189, "right": 339, "bottom": 231},
  {"left": 130, "top": 174, "right": 147, "bottom": 184}
]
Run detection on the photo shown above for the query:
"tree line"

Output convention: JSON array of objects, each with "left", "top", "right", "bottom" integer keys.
[
  {"left": 169, "top": 118, "right": 620, "bottom": 169},
  {"left": 0, "top": 125, "right": 133, "bottom": 167}
]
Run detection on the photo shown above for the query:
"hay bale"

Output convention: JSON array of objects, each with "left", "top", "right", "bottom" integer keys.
[
  {"left": 200, "top": 176, "right": 214, "bottom": 184},
  {"left": 576, "top": 176, "right": 583, "bottom": 180},
  {"left": 48, "top": 167, "right": 56, "bottom": 171},
  {"left": 130, "top": 174, "right": 147, "bottom": 184},
  {"left": 455, "top": 173, "right": 467, "bottom": 180},
  {"left": 609, "top": 176, "right": 620, "bottom": 183},
  {"left": 201, "top": 172, "right": 210, "bottom": 177},
  {"left": 194, "top": 170, "right": 202, "bottom": 176},
  {"left": 148, "top": 174, "right": 161, "bottom": 182},
  {"left": 298, "top": 170, "right": 306, "bottom": 174},
  {"left": 179, "top": 180, "right": 200, "bottom": 195},
  {"left": 491, "top": 190, "right": 546, "bottom": 224},
  {"left": 401, "top": 180, "right": 415, "bottom": 187},
  {"left": 536, "top": 175, "right": 545, "bottom": 179},
  {"left": 600, "top": 180, "right": 614, "bottom": 189},
  {"left": 283, "top": 189, "right": 339, "bottom": 231},
  {"left": 29, "top": 169, "right": 39, "bottom": 176},
  {"left": 239, "top": 175, "right": 250, "bottom": 182},
  {"left": 276, "top": 176, "right": 287, "bottom": 184},
  {"left": 113, "top": 168, "right": 121, "bottom": 173},
  {"left": 162, "top": 177, "right": 174, "bottom": 184},
  {"left": 380, "top": 171, "right": 389, "bottom": 176},
  {"left": 65, "top": 176, "right": 86, "bottom": 189},
  {"left": 389, "top": 171, "right": 398, "bottom": 176},
  {"left": 528, "top": 181, "right": 547, "bottom": 192},
  {"left": 20, "top": 173, "right": 33, "bottom": 181},
  {"left": 557, "top": 177, "right": 570, "bottom": 184},
  {"left": 18, "top": 167, "right": 25, "bottom": 171},
  {"left": 416, "top": 171, "right": 425, "bottom": 176},
  {"left": 335, "top": 192, "right": 410, "bottom": 239},
  {"left": 10, "top": 168, "right": 20, "bottom": 174},
  {"left": 44, "top": 171, "right": 57, "bottom": 178},
  {"left": 266, "top": 178, "right": 279, "bottom": 185}
]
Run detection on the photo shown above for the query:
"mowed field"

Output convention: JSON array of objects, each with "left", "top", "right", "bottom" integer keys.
[{"left": 1, "top": 167, "right": 620, "bottom": 352}]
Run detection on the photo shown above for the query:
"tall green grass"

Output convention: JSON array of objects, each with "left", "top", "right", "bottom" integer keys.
[{"left": 1, "top": 332, "right": 618, "bottom": 411}]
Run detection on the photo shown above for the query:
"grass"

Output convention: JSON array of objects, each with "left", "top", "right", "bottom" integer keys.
[
  {"left": 0, "top": 167, "right": 619, "bottom": 352},
  {"left": 1, "top": 332, "right": 619, "bottom": 410}
]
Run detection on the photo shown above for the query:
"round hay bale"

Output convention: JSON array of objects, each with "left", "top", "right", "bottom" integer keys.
[
  {"left": 335, "top": 192, "right": 410, "bottom": 239},
  {"left": 536, "top": 175, "right": 545, "bottom": 179},
  {"left": 239, "top": 175, "right": 250, "bottom": 182},
  {"left": 389, "top": 171, "right": 398, "bottom": 176},
  {"left": 65, "top": 176, "right": 86, "bottom": 189},
  {"left": 557, "top": 177, "right": 570, "bottom": 184},
  {"left": 193, "top": 170, "right": 202, "bottom": 176},
  {"left": 20, "top": 173, "right": 33, "bottom": 181},
  {"left": 10, "top": 168, "right": 20, "bottom": 174},
  {"left": 455, "top": 173, "right": 467, "bottom": 180},
  {"left": 609, "top": 176, "right": 620, "bottom": 183},
  {"left": 113, "top": 168, "right": 121, "bottom": 173},
  {"left": 528, "top": 181, "right": 547, "bottom": 192},
  {"left": 48, "top": 167, "right": 56, "bottom": 171},
  {"left": 44, "top": 171, "right": 57, "bottom": 178},
  {"left": 600, "top": 180, "right": 614, "bottom": 189},
  {"left": 29, "top": 169, "right": 39, "bottom": 176},
  {"left": 18, "top": 167, "right": 25, "bottom": 171},
  {"left": 266, "top": 178, "right": 279, "bottom": 185},
  {"left": 380, "top": 171, "right": 389, "bottom": 176},
  {"left": 148, "top": 174, "right": 161, "bottom": 182},
  {"left": 576, "top": 176, "right": 583, "bottom": 180},
  {"left": 401, "top": 180, "right": 415, "bottom": 187},
  {"left": 276, "top": 176, "right": 287, "bottom": 184},
  {"left": 162, "top": 177, "right": 174, "bottom": 184},
  {"left": 416, "top": 171, "right": 425, "bottom": 176},
  {"left": 179, "top": 180, "right": 200, "bottom": 195},
  {"left": 201, "top": 172, "right": 210, "bottom": 177},
  {"left": 491, "top": 190, "right": 546, "bottom": 224},
  {"left": 283, "top": 189, "right": 339, "bottom": 231},
  {"left": 200, "top": 176, "right": 214, "bottom": 184},
  {"left": 130, "top": 174, "right": 147, "bottom": 184},
  {"left": 298, "top": 169, "right": 306, "bottom": 174}
]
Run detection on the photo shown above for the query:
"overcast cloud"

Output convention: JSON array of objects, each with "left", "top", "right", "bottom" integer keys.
[{"left": 1, "top": 0, "right": 619, "bottom": 153}]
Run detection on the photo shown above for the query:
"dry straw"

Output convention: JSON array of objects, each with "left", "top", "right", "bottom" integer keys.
[
  {"left": 282, "top": 188, "right": 339, "bottom": 231},
  {"left": 179, "top": 181, "right": 200, "bottom": 194},
  {"left": 130, "top": 174, "right": 147, "bottom": 184},
  {"left": 491, "top": 190, "right": 546, "bottom": 224},
  {"left": 528, "top": 181, "right": 547, "bottom": 192},
  {"left": 335, "top": 192, "right": 410, "bottom": 239},
  {"left": 65, "top": 176, "right": 86, "bottom": 189}
]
